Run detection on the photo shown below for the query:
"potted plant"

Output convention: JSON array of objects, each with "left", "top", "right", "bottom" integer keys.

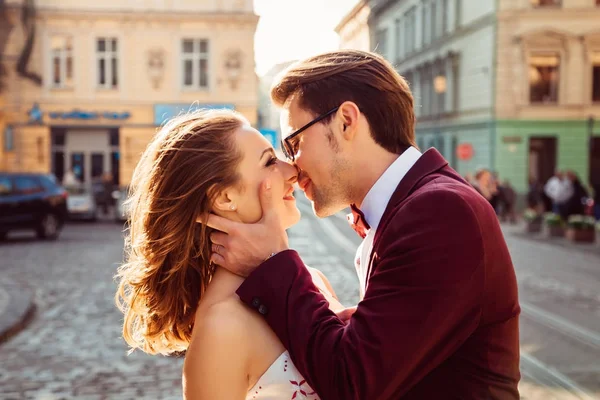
[
  {"left": 566, "top": 215, "right": 596, "bottom": 243},
  {"left": 523, "top": 209, "right": 542, "bottom": 233},
  {"left": 544, "top": 213, "right": 565, "bottom": 237}
]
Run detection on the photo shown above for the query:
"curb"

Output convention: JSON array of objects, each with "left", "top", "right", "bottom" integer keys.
[{"left": 0, "top": 278, "right": 36, "bottom": 345}]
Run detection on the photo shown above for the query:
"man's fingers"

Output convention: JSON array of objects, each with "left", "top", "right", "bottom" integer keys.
[
  {"left": 211, "top": 243, "right": 225, "bottom": 256},
  {"left": 197, "top": 212, "right": 233, "bottom": 233},
  {"left": 210, "top": 231, "right": 228, "bottom": 246},
  {"left": 258, "top": 179, "right": 275, "bottom": 222}
]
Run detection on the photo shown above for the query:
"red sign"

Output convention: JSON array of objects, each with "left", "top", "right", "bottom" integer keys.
[{"left": 456, "top": 143, "right": 474, "bottom": 161}]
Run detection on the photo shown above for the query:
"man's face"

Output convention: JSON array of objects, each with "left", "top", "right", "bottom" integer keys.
[{"left": 280, "top": 97, "right": 352, "bottom": 217}]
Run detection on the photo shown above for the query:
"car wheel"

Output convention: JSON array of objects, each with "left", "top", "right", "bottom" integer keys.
[{"left": 36, "top": 213, "right": 62, "bottom": 240}]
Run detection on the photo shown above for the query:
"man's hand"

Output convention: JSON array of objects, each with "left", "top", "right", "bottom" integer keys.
[
  {"left": 335, "top": 306, "right": 357, "bottom": 324},
  {"left": 197, "top": 179, "right": 289, "bottom": 277}
]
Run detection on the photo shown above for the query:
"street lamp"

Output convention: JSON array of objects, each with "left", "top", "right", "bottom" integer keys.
[{"left": 434, "top": 74, "right": 447, "bottom": 151}]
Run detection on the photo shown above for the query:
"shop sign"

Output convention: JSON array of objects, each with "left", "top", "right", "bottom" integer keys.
[
  {"left": 49, "top": 110, "right": 131, "bottom": 120},
  {"left": 27, "top": 103, "right": 131, "bottom": 122},
  {"left": 456, "top": 143, "right": 474, "bottom": 161}
]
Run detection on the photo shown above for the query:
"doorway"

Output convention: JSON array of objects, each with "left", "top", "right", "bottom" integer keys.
[
  {"left": 590, "top": 137, "right": 600, "bottom": 186},
  {"left": 529, "top": 137, "right": 557, "bottom": 185}
]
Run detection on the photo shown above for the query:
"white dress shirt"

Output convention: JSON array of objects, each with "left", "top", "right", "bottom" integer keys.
[{"left": 354, "top": 146, "right": 422, "bottom": 299}]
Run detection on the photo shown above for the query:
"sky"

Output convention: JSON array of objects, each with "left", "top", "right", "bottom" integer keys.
[{"left": 253, "top": 0, "right": 358, "bottom": 76}]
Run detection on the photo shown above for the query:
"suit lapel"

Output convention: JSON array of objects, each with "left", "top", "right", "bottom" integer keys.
[{"left": 365, "top": 148, "right": 449, "bottom": 283}]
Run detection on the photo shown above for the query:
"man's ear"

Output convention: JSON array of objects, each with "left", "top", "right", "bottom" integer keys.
[{"left": 338, "top": 101, "right": 360, "bottom": 140}]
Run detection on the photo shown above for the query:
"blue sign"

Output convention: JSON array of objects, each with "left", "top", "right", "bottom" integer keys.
[
  {"left": 259, "top": 128, "right": 278, "bottom": 148},
  {"left": 49, "top": 110, "right": 131, "bottom": 121},
  {"left": 154, "top": 103, "right": 235, "bottom": 126},
  {"left": 27, "top": 103, "right": 43, "bottom": 124}
]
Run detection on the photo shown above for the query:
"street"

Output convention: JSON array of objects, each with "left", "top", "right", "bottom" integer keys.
[{"left": 0, "top": 195, "right": 599, "bottom": 399}]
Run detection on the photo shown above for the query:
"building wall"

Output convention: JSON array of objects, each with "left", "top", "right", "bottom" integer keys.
[
  {"left": 370, "top": 0, "right": 496, "bottom": 174},
  {"left": 496, "top": 120, "right": 592, "bottom": 192},
  {"left": 336, "top": 1, "right": 371, "bottom": 51},
  {"left": 494, "top": 0, "right": 600, "bottom": 191},
  {"left": 1, "top": 0, "right": 259, "bottom": 185}
]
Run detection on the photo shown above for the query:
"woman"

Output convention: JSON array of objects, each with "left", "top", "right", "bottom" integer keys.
[{"left": 115, "top": 109, "right": 343, "bottom": 399}]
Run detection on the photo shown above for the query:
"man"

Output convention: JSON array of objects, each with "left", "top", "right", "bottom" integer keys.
[
  {"left": 544, "top": 170, "right": 573, "bottom": 217},
  {"left": 203, "top": 50, "right": 520, "bottom": 399}
]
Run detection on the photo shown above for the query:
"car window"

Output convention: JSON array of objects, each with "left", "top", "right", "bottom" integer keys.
[
  {"left": 14, "top": 176, "right": 44, "bottom": 195},
  {"left": 0, "top": 176, "right": 12, "bottom": 195},
  {"left": 39, "top": 175, "right": 59, "bottom": 191}
]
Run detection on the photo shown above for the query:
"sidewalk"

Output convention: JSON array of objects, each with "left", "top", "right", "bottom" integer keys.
[
  {"left": 501, "top": 221, "right": 600, "bottom": 257},
  {"left": 0, "top": 277, "right": 35, "bottom": 344}
]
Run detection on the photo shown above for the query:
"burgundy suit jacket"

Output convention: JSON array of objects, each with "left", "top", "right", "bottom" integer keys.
[{"left": 237, "top": 149, "right": 521, "bottom": 399}]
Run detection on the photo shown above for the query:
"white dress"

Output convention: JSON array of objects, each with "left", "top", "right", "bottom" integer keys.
[
  {"left": 245, "top": 269, "right": 339, "bottom": 400},
  {"left": 246, "top": 351, "right": 319, "bottom": 400}
]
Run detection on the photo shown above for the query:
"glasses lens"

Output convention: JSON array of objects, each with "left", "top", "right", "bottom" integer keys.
[{"left": 281, "top": 141, "right": 291, "bottom": 160}]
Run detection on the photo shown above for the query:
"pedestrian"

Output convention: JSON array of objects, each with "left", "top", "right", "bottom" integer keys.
[
  {"left": 501, "top": 179, "right": 517, "bottom": 223},
  {"left": 544, "top": 170, "right": 573, "bottom": 218},
  {"left": 564, "top": 170, "right": 588, "bottom": 218},
  {"left": 202, "top": 50, "right": 520, "bottom": 399}
]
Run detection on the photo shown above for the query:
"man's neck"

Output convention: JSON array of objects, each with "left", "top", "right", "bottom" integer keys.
[{"left": 351, "top": 147, "right": 402, "bottom": 208}]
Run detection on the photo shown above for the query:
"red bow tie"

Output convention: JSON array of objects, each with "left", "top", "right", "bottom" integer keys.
[{"left": 347, "top": 203, "right": 371, "bottom": 239}]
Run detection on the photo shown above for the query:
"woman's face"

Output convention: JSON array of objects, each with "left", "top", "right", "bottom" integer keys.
[{"left": 216, "top": 124, "right": 300, "bottom": 229}]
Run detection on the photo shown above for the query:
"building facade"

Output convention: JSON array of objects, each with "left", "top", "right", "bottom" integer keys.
[
  {"left": 257, "top": 60, "right": 296, "bottom": 151},
  {"left": 367, "top": 0, "right": 496, "bottom": 176},
  {"left": 336, "top": 0, "right": 371, "bottom": 51},
  {"left": 495, "top": 0, "right": 600, "bottom": 192},
  {"left": 0, "top": 0, "right": 259, "bottom": 187},
  {"left": 350, "top": 0, "right": 600, "bottom": 194}
]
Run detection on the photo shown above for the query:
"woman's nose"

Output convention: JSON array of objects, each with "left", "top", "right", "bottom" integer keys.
[{"left": 281, "top": 160, "right": 299, "bottom": 184}]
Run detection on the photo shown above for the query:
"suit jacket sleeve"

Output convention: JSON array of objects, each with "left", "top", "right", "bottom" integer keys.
[{"left": 236, "top": 189, "right": 485, "bottom": 399}]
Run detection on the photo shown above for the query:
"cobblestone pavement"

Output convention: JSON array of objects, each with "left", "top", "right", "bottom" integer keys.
[{"left": 1, "top": 197, "right": 599, "bottom": 399}]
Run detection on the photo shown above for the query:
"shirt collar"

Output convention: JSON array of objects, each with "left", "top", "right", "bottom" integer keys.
[{"left": 360, "top": 146, "right": 422, "bottom": 230}]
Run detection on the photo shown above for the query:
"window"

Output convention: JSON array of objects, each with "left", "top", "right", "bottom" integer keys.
[
  {"left": 442, "top": 0, "right": 448, "bottom": 34},
  {"left": 529, "top": 53, "right": 560, "bottom": 104},
  {"left": 422, "top": 3, "right": 430, "bottom": 47},
  {"left": 434, "top": 66, "right": 447, "bottom": 114},
  {"left": 593, "top": 52, "right": 600, "bottom": 103},
  {"left": 431, "top": 0, "right": 438, "bottom": 39},
  {"left": 375, "top": 28, "right": 388, "bottom": 59},
  {"left": 395, "top": 19, "right": 402, "bottom": 60},
  {"left": 14, "top": 176, "right": 43, "bottom": 195},
  {"left": 530, "top": 0, "right": 561, "bottom": 7},
  {"left": 96, "top": 37, "right": 118, "bottom": 89},
  {"left": 50, "top": 35, "right": 73, "bottom": 88},
  {"left": 0, "top": 176, "right": 12, "bottom": 196},
  {"left": 182, "top": 39, "right": 210, "bottom": 89},
  {"left": 4, "top": 125, "right": 14, "bottom": 151},
  {"left": 404, "top": 7, "right": 416, "bottom": 55}
]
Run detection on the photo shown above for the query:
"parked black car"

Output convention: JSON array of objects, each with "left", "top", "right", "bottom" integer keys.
[{"left": 0, "top": 173, "right": 68, "bottom": 240}]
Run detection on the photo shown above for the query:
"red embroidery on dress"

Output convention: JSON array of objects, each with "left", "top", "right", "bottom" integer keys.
[{"left": 290, "top": 380, "right": 316, "bottom": 398}]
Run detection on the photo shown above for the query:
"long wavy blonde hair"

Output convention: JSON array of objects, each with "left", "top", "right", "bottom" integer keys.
[{"left": 115, "top": 109, "right": 245, "bottom": 355}]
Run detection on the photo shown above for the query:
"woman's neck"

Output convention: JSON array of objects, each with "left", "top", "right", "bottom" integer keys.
[{"left": 202, "top": 266, "right": 245, "bottom": 305}]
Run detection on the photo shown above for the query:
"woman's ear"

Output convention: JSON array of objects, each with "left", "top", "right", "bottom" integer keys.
[{"left": 212, "top": 188, "right": 237, "bottom": 213}]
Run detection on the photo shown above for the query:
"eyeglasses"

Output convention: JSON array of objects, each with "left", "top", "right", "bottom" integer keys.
[{"left": 281, "top": 106, "right": 340, "bottom": 161}]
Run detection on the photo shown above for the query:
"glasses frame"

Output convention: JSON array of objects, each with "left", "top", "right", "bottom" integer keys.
[{"left": 281, "top": 106, "right": 340, "bottom": 161}]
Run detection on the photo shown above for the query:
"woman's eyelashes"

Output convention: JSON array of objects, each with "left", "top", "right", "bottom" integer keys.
[{"left": 265, "top": 156, "right": 278, "bottom": 167}]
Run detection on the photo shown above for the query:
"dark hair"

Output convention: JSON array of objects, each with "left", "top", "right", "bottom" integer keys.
[{"left": 271, "top": 49, "right": 416, "bottom": 154}]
